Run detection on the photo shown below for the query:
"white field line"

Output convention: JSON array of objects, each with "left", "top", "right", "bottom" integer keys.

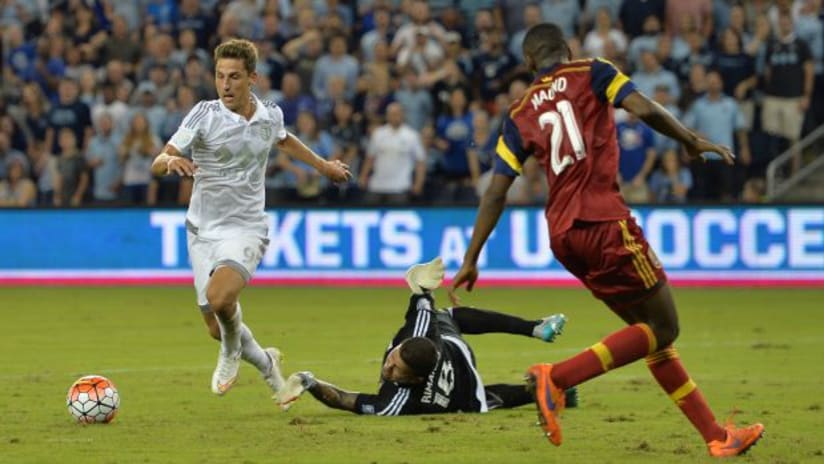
[{"left": 1, "top": 337, "right": 819, "bottom": 381}]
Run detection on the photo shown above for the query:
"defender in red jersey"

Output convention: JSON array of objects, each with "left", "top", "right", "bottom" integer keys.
[{"left": 451, "top": 23, "right": 763, "bottom": 457}]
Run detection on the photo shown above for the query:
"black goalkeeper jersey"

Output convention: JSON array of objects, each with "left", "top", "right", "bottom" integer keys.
[{"left": 354, "top": 295, "right": 488, "bottom": 415}]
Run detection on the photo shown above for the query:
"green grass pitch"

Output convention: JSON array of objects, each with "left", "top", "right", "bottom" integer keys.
[{"left": 1, "top": 286, "right": 822, "bottom": 463}]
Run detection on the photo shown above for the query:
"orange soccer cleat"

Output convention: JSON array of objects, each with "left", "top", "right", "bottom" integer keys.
[
  {"left": 525, "top": 363, "right": 566, "bottom": 446},
  {"left": 707, "top": 422, "right": 765, "bottom": 457}
]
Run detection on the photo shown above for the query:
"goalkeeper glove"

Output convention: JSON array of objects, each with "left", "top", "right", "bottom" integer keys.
[{"left": 277, "top": 371, "right": 316, "bottom": 411}]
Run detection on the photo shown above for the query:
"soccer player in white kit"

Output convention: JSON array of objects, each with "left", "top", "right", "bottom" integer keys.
[{"left": 150, "top": 39, "right": 351, "bottom": 397}]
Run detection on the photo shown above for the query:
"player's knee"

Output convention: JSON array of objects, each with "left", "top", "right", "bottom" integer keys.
[
  {"left": 206, "top": 287, "right": 236, "bottom": 315},
  {"left": 651, "top": 321, "right": 679, "bottom": 347}
]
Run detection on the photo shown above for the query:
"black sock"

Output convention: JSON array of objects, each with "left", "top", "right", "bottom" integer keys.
[
  {"left": 449, "top": 307, "right": 537, "bottom": 336},
  {"left": 484, "top": 384, "right": 533, "bottom": 409}
]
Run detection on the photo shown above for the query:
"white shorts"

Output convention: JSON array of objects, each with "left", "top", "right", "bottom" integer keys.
[{"left": 187, "top": 230, "right": 269, "bottom": 311}]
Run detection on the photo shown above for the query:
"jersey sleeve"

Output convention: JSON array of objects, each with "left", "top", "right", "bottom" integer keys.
[
  {"left": 590, "top": 58, "right": 637, "bottom": 107},
  {"left": 493, "top": 115, "right": 530, "bottom": 177},
  {"left": 168, "top": 101, "right": 207, "bottom": 152},
  {"left": 266, "top": 103, "right": 289, "bottom": 142},
  {"left": 355, "top": 384, "right": 417, "bottom": 415}
]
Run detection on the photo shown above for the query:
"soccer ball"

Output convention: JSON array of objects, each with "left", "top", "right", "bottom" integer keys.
[{"left": 66, "top": 375, "right": 120, "bottom": 424}]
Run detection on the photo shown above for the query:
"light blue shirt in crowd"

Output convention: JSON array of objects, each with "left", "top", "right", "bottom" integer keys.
[
  {"left": 796, "top": 14, "right": 824, "bottom": 74},
  {"left": 541, "top": 0, "right": 580, "bottom": 38},
  {"left": 311, "top": 54, "right": 359, "bottom": 100},
  {"left": 632, "top": 67, "right": 681, "bottom": 101},
  {"left": 86, "top": 132, "right": 123, "bottom": 201},
  {"left": 683, "top": 94, "right": 745, "bottom": 160}
]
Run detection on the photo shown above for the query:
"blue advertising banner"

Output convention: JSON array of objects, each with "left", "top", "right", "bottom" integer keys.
[{"left": 0, "top": 207, "right": 822, "bottom": 286}]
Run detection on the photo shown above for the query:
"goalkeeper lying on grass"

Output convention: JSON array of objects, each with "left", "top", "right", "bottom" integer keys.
[{"left": 277, "top": 257, "right": 577, "bottom": 415}]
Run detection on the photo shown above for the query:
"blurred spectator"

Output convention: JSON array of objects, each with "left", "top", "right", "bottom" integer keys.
[
  {"left": 632, "top": 50, "right": 681, "bottom": 102},
  {"left": 433, "top": 87, "right": 479, "bottom": 204},
  {"left": 391, "top": 0, "right": 446, "bottom": 56},
  {"left": 713, "top": 28, "right": 757, "bottom": 130},
  {"left": 137, "top": 33, "right": 175, "bottom": 82},
  {"left": 317, "top": 75, "right": 348, "bottom": 125},
  {"left": 581, "top": 0, "right": 621, "bottom": 28},
  {"left": 761, "top": 11, "right": 814, "bottom": 167},
  {"left": 361, "top": 6, "right": 394, "bottom": 62},
  {"left": 19, "top": 83, "right": 50, "bottom": 148},
  {"left": 91, "top": 81, "right": 129, "bottom": 135},
  {"left": 665, "top": 0, "right": 713, "bottom": 38},
  {"left": 276, "top": 111, "right": 337, "bottom": 201},
  {"left": 680, "top": 62, "right": 708, "bottom": 109},
  {"left": 171, "top": 28, "right": 211, "bottom": 70},
  {"left": 44, "top": 78, "right": 92, "bottom": 154},
  {"left": 0, "top": 132, "right": 25, "bottom": 180},
  {"left": 130, "top": 82, "right": 166, "bottom": 138},
  {"left": 649, "top": 149, "right": 693, "bottom": 204},
  {"left": 182, "top": 56, "right": 215, "bottom": 101},
  {"left": 651, "top": 84, "right": 681, "bottom": 155},
  {"left": 85, "top": 113, "right": 122, "bottom": 204},
  {"left": 99, "top": 15, "right": 142, "bottom": 72},
  {"left": 359, "top": 102, "right": 426, "bottom": 205},
  {"left": 394, "top": 68, "right": 433, "bottom": 131},
  {"left": 672, "top": 30, "right": 714, "bottom": 82},
  {"left": 540, "top": 0, "right": 580, "bottom": 38},
  {"left": 627, "top": 15, "right": 666, "bottom": 70},
  {"left": 54, "top": 128, "right": 89, "bottom": 207},
  {"left": 583, "top": 7, "right": 628, "bottom": 58},
  {"left": 277, "top": 72, "right": 316, "bottom": 129},
  {"left": 397, "top": 26, "right": 445, "bottom": 75},
  {"left": 0, "top": 155, "right": 36, "bottom": 207},
  {"left": 616, "top": 112, "right": 656, "bottom": 204},
  {"left": 27, "top": 140, "right": 58, "bottom": 206},
  {"left": 176, "top": 0, "right": 215, "bottom": 49},
  {"left": 328, "top": 100, "right": 363, "bottom": 179},
  {"left": 794, "top": 0, "right": 824, "bottom": 131},
  {"left": 472, "top": 29, "right": 517, "bottom": 106},
  {"left": 684, "top": 70, "right": 749, "bottom": 201},
  {"left": 354, "top": 65, "right": 392, "bottom": 127},
  {"left": 312, "top": 34, "right": 359, "bottom": 100},
  {"left": 620, "top": 0, "right": 666, "bottom": 39},
  {"left": 509, "top": 3, "right": 544, "bottom": 62},
  {"left": 118, "top": 113, "right": 159, "bottom": 205}
]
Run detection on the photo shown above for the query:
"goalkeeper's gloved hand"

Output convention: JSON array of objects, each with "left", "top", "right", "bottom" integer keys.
[{"left": 277, "top": 371, "right": 316, "bottom": 411}]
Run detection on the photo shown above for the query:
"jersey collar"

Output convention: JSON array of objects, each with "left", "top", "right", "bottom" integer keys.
[
  {"left": 533, "top": 63, "right": 562, "bottom": 84},
  {"left": 218, "top": 94, "right": 269, "bottom": 124}
]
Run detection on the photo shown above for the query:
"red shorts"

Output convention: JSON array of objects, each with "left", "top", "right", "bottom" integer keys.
[{"left": 550, "top": 218, "right": 667, "bottom": 311}]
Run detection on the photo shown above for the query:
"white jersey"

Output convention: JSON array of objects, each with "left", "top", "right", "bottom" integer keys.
[{"left": 168, "top": 96, "right": 287, "bottom": 239}]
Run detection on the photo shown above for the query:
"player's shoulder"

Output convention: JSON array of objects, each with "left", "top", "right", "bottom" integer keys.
[
  {"left": 183, "top": 100, "right": 221, "bottom": 129},
  {"left": 259, "top": 98, "right": 285, "bottom": 121}
]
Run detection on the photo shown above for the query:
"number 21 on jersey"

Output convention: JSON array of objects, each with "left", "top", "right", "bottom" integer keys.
[{"left": 538, "top": 100, "right": 587, "bottom": 175}]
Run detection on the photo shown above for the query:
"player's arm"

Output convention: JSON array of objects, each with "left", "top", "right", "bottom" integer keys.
[
  {"left": 150, "top": 144, "right": 195, "bottom": 177},
  {"left": 450, "top": 117, "right": 523, "bottom": 301},
  {"left": 621, "top": 92, "right": 734, "bottom": 165},
  {"left": 276, "top": 133, "right": 351, "bottom": 183},
  {"left": 277, "top": 372, "right": 359, "bottom": 413}
]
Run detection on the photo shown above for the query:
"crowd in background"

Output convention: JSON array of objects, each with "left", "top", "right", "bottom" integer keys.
[{"left": 0, "top": 0, "right": 822, "bottom": 208}]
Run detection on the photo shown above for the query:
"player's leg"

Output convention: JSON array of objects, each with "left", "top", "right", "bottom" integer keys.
[
  {"left": 447, "top": 307, "right": 566, "bottom": 342},
  {"left": 201, "top": 306, "right": 282, "bottom": 391},
  {"left": 626, "top": 284, "right": 763, "bottom": 455},
  {"left": 485, "top": 384, "right": 578, "bottom": 410},
  {"left": 206, "top": 265, "right": 246, "bottom": 394}
]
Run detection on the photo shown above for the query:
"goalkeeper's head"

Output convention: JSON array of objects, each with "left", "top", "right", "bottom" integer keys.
[{"left": 381, "top": 337, "right": 439, "bottom": 385}]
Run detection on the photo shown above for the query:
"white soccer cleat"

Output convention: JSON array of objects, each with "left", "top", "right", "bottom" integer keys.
[
  {"left": 405, "top": 257, "right": 445, "bottom": 294},
  {"left": 211, "top": 350, "right": 241, "bottom": 396},
  {"left": 263, "top": 347, "right": 285, "bottom": 395}
]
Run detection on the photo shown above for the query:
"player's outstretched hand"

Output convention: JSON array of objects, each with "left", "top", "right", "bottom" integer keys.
[
  {"left": 166, "top": 156, "right": 196, "bottom": 176},
  {"left": 685, "top": 136, "right": 736, "bottom": 165},
  {"left": 277, "top": 371, "right": 316, "bottom": 411},
  {"left": 448, "top": 262, "right": 479, "bottom": 306},
  {"left": 321, "top": 159, "right": 352, "bottom": 183}
]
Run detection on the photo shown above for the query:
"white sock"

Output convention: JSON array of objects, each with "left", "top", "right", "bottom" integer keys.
[
  {"left": 240, "top": 322, "right": 272, "bottom": 374},
  {"left": 216, "top": 302, "right": 242, "bottom": 357}
]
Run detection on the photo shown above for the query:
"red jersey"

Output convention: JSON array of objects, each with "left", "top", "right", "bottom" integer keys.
[{"left": 495, "top": 58, "right": 637, "bottom": 237}]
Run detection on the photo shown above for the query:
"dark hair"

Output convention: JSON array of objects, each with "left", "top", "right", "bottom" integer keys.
[
  {"left": 399, "top": 337, "right": 438, "bottom": 379},
  {"left": 522, "top": 23, "right": 569, "bottom": 64}
]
